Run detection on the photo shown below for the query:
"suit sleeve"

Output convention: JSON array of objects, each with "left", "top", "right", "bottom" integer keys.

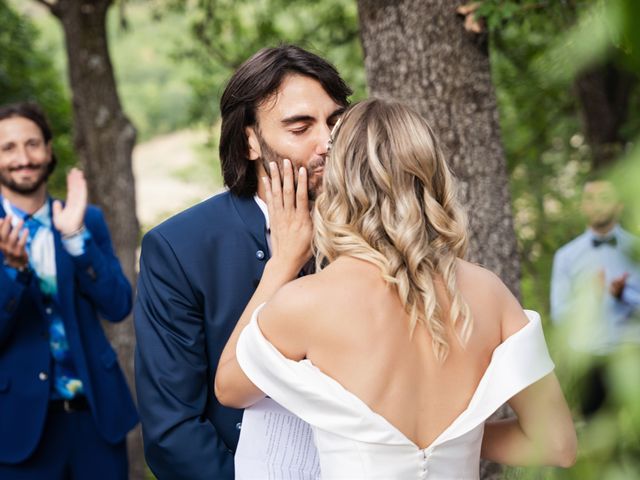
[
  {"left": 70, "top": 208, "right": 132, "bottom": 322},
  {"left": 0, "top": 265, "right": 32, "bottom": 347},
  {"left": 134, "top": 229, "right": 234, "bottom": 480},
  {"left": 621, "top": 275, "right": 640, "bottom": 309}
]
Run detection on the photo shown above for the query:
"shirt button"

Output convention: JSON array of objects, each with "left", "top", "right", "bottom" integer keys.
[
  {"left": 38, "top": 372, "right": 48, "bottom": 381},
  {"left": 255, "top": 250, "right": 265, "bottom": 260},
  {"left": 236, "top": 422, "right": 242, "bottom": 430}
]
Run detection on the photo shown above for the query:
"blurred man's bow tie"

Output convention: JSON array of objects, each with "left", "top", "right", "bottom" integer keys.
[{"left": 592, "top": 236, "right": 617, "bottom": 248}]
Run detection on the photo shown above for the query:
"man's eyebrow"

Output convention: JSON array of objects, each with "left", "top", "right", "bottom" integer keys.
[
  {"left": 280, "top": 107, "right": 346, "bottom": 126},
  {"left": 329, "top": 107, "right": 346, "bottom": 119},
  {"left": 281, "top": 115, "right": 315, "bottom": 126}
]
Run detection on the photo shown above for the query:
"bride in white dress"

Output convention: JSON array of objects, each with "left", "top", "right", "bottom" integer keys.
[{"left": 215, "top": 98, "right": 577, "bottom": 479}]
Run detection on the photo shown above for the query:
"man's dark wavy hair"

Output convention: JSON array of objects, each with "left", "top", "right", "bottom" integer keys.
[
  {"left": 0, "top": 102, "right": 57, "bottom": 176},
  {"left": 219, "top": 44, "right": 352, "bottom": 197}
]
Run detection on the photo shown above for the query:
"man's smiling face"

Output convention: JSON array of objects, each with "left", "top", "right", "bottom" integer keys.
[{"left": 0, "top": 116, "right": 52, "bottom": 196}]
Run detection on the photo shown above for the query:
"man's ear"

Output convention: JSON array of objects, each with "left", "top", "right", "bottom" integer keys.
[{"left": 245, "top": 126, "right": 261, "bottom": 161}]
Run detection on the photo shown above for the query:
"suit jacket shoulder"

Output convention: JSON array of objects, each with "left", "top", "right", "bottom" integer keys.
[
  {"left": 148, "top": 192, "right": 234, "bottom": 242},
  {"left": 145, "top": 191, "right": 265, "bottom": 253}
]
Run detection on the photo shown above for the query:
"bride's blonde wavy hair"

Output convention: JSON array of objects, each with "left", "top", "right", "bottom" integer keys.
[{"left": 313, "top": 98, "right": 471, "bottom": 362}]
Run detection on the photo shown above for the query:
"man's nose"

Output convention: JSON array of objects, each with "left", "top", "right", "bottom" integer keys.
[
  {"left": 315, "top": 124, "right": 332, "bottom": 156},
  {"left": 14, "top": 146, "right": 30, "bottom": 165}
]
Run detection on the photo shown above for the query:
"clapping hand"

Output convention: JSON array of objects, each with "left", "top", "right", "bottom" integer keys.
[
  {"left": 610, "top": 273, "right": 629, "bottom": 299},
  {"left": 52, "top": 168, "right": 88, "bottom": 237},
  {"left": 262, "top": 159, "right": 313, "bottom": 280},
  {"left": 0, "top": 216, "right": 29, "bottom": 269}
]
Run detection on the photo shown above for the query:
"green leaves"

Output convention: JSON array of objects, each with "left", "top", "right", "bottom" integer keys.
[{"left": 178, "top": 0, "right": 365, "bottom": 125}]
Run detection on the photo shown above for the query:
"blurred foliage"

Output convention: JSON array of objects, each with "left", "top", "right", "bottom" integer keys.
[
  {"left": 480, "top": 0, "right": 639, "bottom": 315},
  {"left": 12, "top": 0, "right": 197, "bottom": 142},
  {"left": 108, "top": 1, "right": 197, "bottom": 140},
  {"left": 486, "top": 0, "right": 593, "bottom": 317},
  {"left": 0, "top": 0, "right": 74, "bottom": 196},
  {"left": 480, "top": 1, "right": 640, "bottom": 479},
  {"left": 161, "top": 0, "right": 366, "bottom": 125}
]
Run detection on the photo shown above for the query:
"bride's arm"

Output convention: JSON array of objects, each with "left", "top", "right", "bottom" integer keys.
[
  {"left": 215, "top": 160, "right": 312, "bottom": 409},
  {"left": 481, "top": 373, "right": 577, "bottom": 467},
  {"left": 481, "top": 280, "right": 577, "bottom": 467}
]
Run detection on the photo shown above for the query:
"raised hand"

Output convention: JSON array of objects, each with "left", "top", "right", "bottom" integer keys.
[
  {"left": 262, "top": 159, "right": 313, "bottom": 279},
  {"left": 0, "top": 216, "right": 29, "bottom": 269},
  {"left": 610, "top": 272, "right": 629, "bottom": 299},
  {"left": 52, "top": 167, "right": 88, "bottom": 237}
]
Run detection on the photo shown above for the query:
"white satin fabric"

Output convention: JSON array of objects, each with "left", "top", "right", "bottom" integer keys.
[{"left": 236, "top": 306, "right": 554, "bottom": 480}]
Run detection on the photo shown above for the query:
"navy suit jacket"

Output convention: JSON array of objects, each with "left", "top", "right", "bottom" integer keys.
[
  {"left": 0, "top": 200, "right": 138, "bottom": 464},
  {"left": 135, "top": 191, "right": 270, "bottom": 480}
]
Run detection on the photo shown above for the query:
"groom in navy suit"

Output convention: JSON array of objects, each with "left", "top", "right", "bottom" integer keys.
[
  {"left": 0, "top": 102, "right": 137, "bottom": 479},
  {"left": 134, "top": 45, "right": 351, "bottom": 479}
]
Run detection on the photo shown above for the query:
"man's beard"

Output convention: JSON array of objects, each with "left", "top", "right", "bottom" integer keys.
[
  {"left": 0, "top": 162, "right": 51, "bottom": 195},
  {"left": 256, "top": 132, "right": 324, "bottom": 201},
  {"left": 590, "top": 214, "right": 617, "bottom": 231}
]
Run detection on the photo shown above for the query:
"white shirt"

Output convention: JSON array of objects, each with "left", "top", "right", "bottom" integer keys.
[{"left": 254, "top": 195, "right": 272, "bottom": 254}]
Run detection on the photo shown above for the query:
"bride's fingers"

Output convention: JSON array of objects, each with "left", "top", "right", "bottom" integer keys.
[
  {"left": 282, "top": 159, "right": 295, "bottom": 212},
  {"left": 262, "top": 176, "right": 274, "bottom": 222},
  {"left": 269, "top": 162, "right": 283, "bottom": 213},
  {"left": 296, "top": 166, "right": 309, "bottom": 214}
]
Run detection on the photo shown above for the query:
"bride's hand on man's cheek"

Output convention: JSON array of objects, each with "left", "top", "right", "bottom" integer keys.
[{"left": 262, "top": 159, "right": 313, "bottom": 277}]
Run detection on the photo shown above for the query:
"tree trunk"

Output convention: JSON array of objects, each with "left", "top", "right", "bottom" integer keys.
[
  {"left": 357, "top": 1, "right": 519, "bottom": 478},
  {"left": 574, "top": 62, "right": 636, "bottom": 170},
  {"left": 39, "top": 1, "right": 143, "bottom": 478}
]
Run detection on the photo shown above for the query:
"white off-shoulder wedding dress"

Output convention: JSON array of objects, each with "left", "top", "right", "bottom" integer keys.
[{"left": 236, "top": 305, "right": 554, "bottom": 480}]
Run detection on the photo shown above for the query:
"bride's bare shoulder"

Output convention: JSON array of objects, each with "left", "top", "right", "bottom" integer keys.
[
  {"left": 267, "top": 257, "right": 378, "bottom": 317},
  {"left": 455, "top": 259, "right": 529, "bottom": 340},
  {"left": 254, "top": 273, "right": 332, "bottom": 359},
  {"left": 455, "top": 258, "right": 504, "bottom": 291},
  {"left": 261, "top": 265, "right": 340, "bottom": 322}
]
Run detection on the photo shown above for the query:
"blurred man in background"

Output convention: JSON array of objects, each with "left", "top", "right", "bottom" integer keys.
[{"left": 551, "top": 176, "right": 640, "bottom": 415}]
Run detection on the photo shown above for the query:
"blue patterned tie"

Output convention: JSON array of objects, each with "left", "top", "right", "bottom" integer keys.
[{"left": 23, "top": 215, "right": 41, "bottom": 257}]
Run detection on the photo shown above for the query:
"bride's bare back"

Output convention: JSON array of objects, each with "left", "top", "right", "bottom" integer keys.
[{"left": 259, "top": 255, "right": 529, "bottom": 449}]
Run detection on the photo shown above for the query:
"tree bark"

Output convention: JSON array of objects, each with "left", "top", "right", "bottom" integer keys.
[
  {"left": 37, "top": 1, "right": 143, "bottom": 478},
  {"left": 357, "top": 1, "right": 519, "bottom": 478},
  {"left": 574, "top": 62, "right": 636, "bottom": 170}
]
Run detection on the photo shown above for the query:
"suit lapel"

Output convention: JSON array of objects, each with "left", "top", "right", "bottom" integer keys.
[{"left": 230, "top": 194, "right": 269, "bottom": 254}]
